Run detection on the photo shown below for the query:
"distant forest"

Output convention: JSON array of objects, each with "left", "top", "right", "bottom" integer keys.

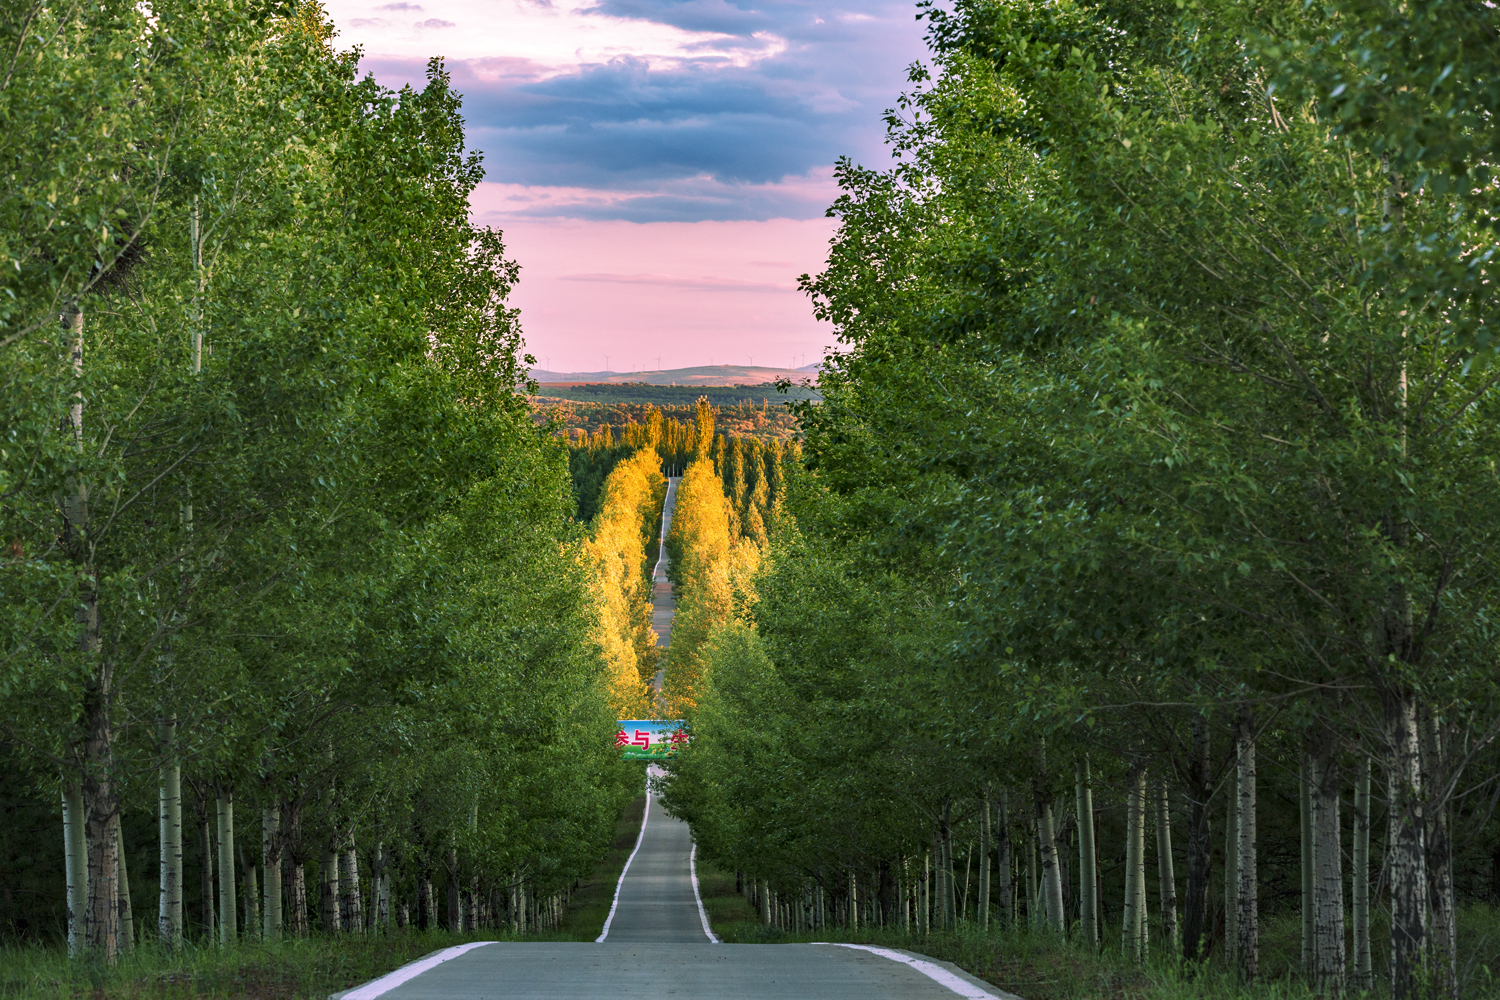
[
  {"left": 535, "top": 400, "right": 800, "bottom": 449},
  {"left": 563, "top": 400, "right": 801, "bottom": 525}
]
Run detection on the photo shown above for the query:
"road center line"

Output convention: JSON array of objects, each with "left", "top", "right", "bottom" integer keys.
[
  {"left": 340, "top": 941, "right": 495, "bottom": 1000},
  {"left": 688, "top": 842, "right": 721, "bottom": 943},
  {"left": 595, "top": 792, "right": 652, "bottom": 942},
  {"left": 819, "top": 944, "right": 1007, "bottom": 999}
]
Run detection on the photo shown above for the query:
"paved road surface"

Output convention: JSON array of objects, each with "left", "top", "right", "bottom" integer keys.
[
  {"left": 597, "top": 783, "right": 710, "bottom": 943},
  {"left": 330, "top": 471, "right": 1010, "bottom": 1000},
  {"left": 332, "top": 785, "right": 1009, "bottom": 1000},
  {"left": 650, "top": 477, "right": 679, "bottom": 697}
]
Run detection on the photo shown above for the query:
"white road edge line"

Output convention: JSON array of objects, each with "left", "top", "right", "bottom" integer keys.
[
  {"left": 689, "top": 842, "right": 721, "bottom": 943},
  {"left": 596, "top": 790, "right": 652, "bottom": 942},
  {"left": 340, "top": 941, "right": 495, "bottom": 1000},
  {"left": 821, "top": 943, "right": 1003, "bottom": 1000}
]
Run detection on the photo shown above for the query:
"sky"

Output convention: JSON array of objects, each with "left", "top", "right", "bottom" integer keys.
[{"left": 321, "top": 0, "right": 932, "bottom": 372}]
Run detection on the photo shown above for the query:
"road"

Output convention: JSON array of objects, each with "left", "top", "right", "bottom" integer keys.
[
  {"left": 650, "top": 476, "right": 679, "bottom": 697},
  {"left": 332, "top": 783, "right": 1010, "bottom": 1000},
  {"left": 330, "top": 471, "right": 1011, "bottom": 1000}
]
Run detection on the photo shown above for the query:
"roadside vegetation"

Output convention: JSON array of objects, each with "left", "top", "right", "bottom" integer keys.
[
  {"left": 0, "top": 0, "right": 634, "bottom": 978},
  {"left": 659, "top": 2, "right": 1500, "bottom": 999}
]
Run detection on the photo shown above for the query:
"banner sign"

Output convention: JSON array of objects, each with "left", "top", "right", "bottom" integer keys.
[{"left": 615, "top": 720, "right": 688, "bottom": 760}]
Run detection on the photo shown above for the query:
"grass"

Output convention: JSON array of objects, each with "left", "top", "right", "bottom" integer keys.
[
  {"left": 557, "top": 793, "right": 648, "bottom": 940},
  {"left": 0, "top": 795, "right": 650, "bottom": 1000},
  {"left": 692, "top": 864, "right": 1500, "bottom": 1000},
  {"left": 0, "top": 931, "right": 532, "bottom": 1000},
  {"left": 691, "top": 857, "right": 760, "bottom": 932},
  {"left": 8, "top": 813, "right": 1495, "bottom": 1000}
]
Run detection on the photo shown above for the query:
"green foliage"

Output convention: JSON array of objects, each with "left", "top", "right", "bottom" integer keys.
[
  {"left": 0, "top": 1, "right": 633, "bottom": 954},
  {"left": 665, "top": 1, "right": 1500, "bottom": 995}
]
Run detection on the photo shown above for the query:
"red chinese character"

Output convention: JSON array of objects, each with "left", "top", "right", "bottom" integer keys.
[
  {"left": 632, "top": 730, "right": 651, "bottom": 748},
  {"left": 614, "top": 730, "right": 630, "bottom": 747},
  {"left": 669, "top": 732, "right": 690, "bottom": 744}
]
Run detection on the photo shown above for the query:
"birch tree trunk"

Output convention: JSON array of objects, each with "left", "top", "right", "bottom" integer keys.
[
  {"left": 1076, "top": 762, "right": 1097, "bottom": 948},
  {"left": 82, "top": 685, "right": 120, "bottom": 960},
  {"left": 1155, "top": 780, "right": 1177, "bottom": 955},
  {"left": 158, "top": 722, "right": 183, "bottom": 950},
  {"left": 1225, "top": 764, "right": 1238, "bottom": 968},
  {"left": 1036, "top": 795, "right": 1065, "bottom": 933},
  {"left": 1182, "top": 713, "right": 1212, "bottom": 963},
  {"left": 1122, "top": 771, "right": 1141, "bottom": 960},
  {"left": 63, "top": 785, "right": 87, "bottom": 958},
  {"left": 446, "top": 848, "right": 460, "bottom": 932},
  {"left": 996, "top": 789, "right": 1012, "bottom": 929},
  {"left": 1300, "top": 755, "right": 1313, "bottom": 976},
  {"left": 1025, "top": 826, "right": 1038, "bottom": 931},
  {"left": 216, "top": 789, "right": 236, "bottom": 944},
  {"left": 979, "top": 789, "right": 991, "bottom": 929},
  {"left": 1234, "top": 710, "right": 1258, "bottom": 982},
  {"left": 849, "top": 873, "right": 859, "bottom": 931},
  {"left": 288, "top": 815, "right": 308, "bottom": 937},
  {"left": 262, "top": 806, "right": 281, "bottom": 940},
  {"left": 341, "top": 840, "right": 362, "bottom": 933},
  {"left": 919, "top": 853, "right": 928, "bottom": 933},
  {"left": 1310, "top": 735, "right": 1345, "bottom": 994},
  {"left": 116, "top": 822, "right": 133, "bottom": 953},
  {"left": 199, "top": 809, "right": 215, "bottom": 941},
  {"left": 1351, "top": 757, "right": 1372, "bottom": 991},
  {"left": 242, "top": 857, "right": 258, "bottom": 942},
  {"left": 1385, "top": 691, "right": 1427, "bottom": 1000},
  {"left": 941, "top": 803, "right": 956, "bottom": 929},
  {"left": 373, "top": 842, "right": 388, "bottom": 934},
  {"left": 1423, "top": 714, "right": 1457, "bottom": 1000},
  {"left": 64, "top": 306, "right": 121, "bottom": 962},
  {"left": 321, "top": 849, "right": 341, "bottom": 932}
]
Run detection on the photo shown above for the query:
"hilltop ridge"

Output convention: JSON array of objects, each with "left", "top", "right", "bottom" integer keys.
[{"left": 529, "top": 364, "right": 816, "bottom": 386}]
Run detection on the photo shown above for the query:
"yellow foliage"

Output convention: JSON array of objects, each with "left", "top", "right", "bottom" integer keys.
[
  {"left": 584, "top": 449, "right": 666, "bottom": 718},
  {"left": 661, "top": 458, "right": 759, "bottom": 716}
]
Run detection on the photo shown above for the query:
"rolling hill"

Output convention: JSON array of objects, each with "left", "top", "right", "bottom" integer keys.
[{"left": 528, "top": 364, "right": 815, "bottom": 387}]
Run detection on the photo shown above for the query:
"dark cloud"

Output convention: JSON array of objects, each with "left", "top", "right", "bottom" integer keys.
[{"left": 357, "top": 2, "right": 930, "bottom": 221}]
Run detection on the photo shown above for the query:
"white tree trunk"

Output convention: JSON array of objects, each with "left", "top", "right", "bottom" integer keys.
[
  {"left": 262, "top": 807, "right": 281, "bottom": 940},
  {"left": 1385, "top": 692, "right": 1427, "bottom": 1000},
  {"left": 1037, "top": 799, "right": 1065, "bottom": 933},
  {"left": 979, "top": 790, "right": 991, "bottom": 929},
  {"left": 1155, "top": 780, "right": 1177, "bottom": 954},
  {"left": 341, "top": 842, "right": 362, "bottom": 933},
  {"left": 216, "top": 789, "right": 236, "bottom": 944},
  {"left": 1310, "top": 740, "right": 1345, "bottom": 994},
  {"left": 919, "top": 852, "right": 929, "bottom": 933},
  {"left": 1351, "top": 757, "right": 1372, "bottom": 990},
  {"left": 199, "top": 811, "right": 215, "bottom": 941},
  {"left": 116, "top": 822, "right": 133, "bottom": 952},
  {"left": 1299, "top": 755, "right": 1314, "bottom": 975},
  {"left": 849, "top": 871, "right": 858, "bottom": 931},
  {"left": 996, "top": 789, "right": 1012, "bottom": 928},
  {"left": 322, "top": 850, "right": 341, "bottom": 932},
  {"left": 1235, "top": 711, "right": 1258, "bottom": 982},
  {"left": 1122, "top": 769, "right": 1142, "bottom": 960},
  {"left": 1422, "top": 713, "right": 1457, "bottom": 1000},
  {"left": 157, "top": 724, "right": 182, "bottom": 950},
  {"left": 1076, "top": 761, "right": 1097, "bottom": 947},
  {"left": 1225, "top": 764, "right": 1238, "bottom": 967},
  {"left": 1025, "top": 826, "right": 1039, "bottom": 931},
  {"left": 63, "top": 785, "right": 87, "bottom": 958}
]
